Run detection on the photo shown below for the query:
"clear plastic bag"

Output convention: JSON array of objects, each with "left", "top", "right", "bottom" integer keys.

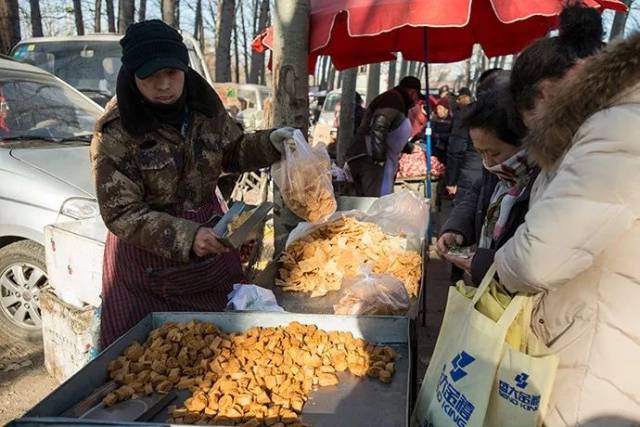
[
  {"left": 286, "top": 190, "right": 429, "bottom": 250},
  {"left": 271, "top": 129, "right": 337, "bottom": 223},
  {"left": 333, "top": 270, "right": 410, "bottom": 316}
]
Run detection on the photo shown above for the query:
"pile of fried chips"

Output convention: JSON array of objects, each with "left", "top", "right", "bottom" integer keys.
[
  {"left": 276, "top": 217, "right": 421, "bottom": 298},
  {"left": 279, "top": 155, "right": 337, "bottom": 223}
]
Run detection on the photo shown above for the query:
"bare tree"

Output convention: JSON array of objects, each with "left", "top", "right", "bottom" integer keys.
[
  {"left": 28, "top": 0, "right": 43, "bottom": 36},
  {"left": 239, "top": 0, "right": 250, "bottom": 81},
  {"left": 106, "top": 0, "right": 116, "bottom": 32},
  {"left": 215, "top": 0, "right": 236, "bottom": 82},
  {"left": 610, "top": 0, "right": 634, "bottom": 40},
  {"left": 366, "top": 63, "right": 381, "bottom": 104},
  {"left": 139, "top": 0, "right": 147, "bottom": 21},
  {"left": 272, "top": 0, "right": 310, "bottom": 253},
  {"left": 0, "top": 0, "right": 20, "bottom": 54},
  {"left": 249, "top": 0, "right": 270, "bottom": 84},
  {"left": 162, "top": 0, "right": 178, "bottom": 28},
  {"left": 94, "top": 0, "right": 102, "bottom": 32},
  {"left": 338, "top": 68, "right": 357, "bottom": 166},
  {"left": 399, "top": 59, "right": 408, "bottom": 79},
  {"left": 327, "top": 64, "right": 336, "bottom": 90},
  {"left": 119, "top": 0, "right": 135, "bottom": 33},
  {"left": 72, "top": 0, "right": 85, "bottom": 35},
  {"left": 387, "top": 59, "right": 396, "bottom": 89},
  {"left": 193, "top": 0, "right": 204, "bottom": 51},
  {"left": 233, "top": 21, "right": 240, "bottom": 82}
]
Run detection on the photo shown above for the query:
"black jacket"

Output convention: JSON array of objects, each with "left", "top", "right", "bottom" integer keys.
[
  {"left": 442, "top": 167, "right": 540, "bottom": 285},
  {"left": 431, "top": 117, "right": 452, "bottom": 162},
  {"left": 445, "top": 103, "right": 482, "bottom": 189},
  {"left": 346, "top": 87, "right": 414, "bottom": 163}
]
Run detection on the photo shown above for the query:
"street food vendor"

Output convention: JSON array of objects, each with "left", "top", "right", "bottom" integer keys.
[{"left": 91, "top": 20, "right": 294, "bottom": 347}]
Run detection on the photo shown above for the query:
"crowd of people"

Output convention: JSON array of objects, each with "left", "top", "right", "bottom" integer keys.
[{"left": 432, "top": 5, "right": 640, "bottom": 426}]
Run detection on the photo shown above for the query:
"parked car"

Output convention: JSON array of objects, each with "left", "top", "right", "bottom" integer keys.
[
  {"left": 10, "top": 33, "right": 212, "bottom": 107},
  {"left": 0, "top": 56, "right": 102, "bottom": 340},
  {"left": 213, "top": 83, "right": 272, "bottom": 130}
]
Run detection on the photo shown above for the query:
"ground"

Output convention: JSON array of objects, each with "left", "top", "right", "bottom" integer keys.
[{"left": 0, "top": 209, "right": 452, "bottom": 424}]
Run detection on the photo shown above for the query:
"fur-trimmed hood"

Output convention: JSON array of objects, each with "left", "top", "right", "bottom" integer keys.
[{"left": 527, "top": 32, "right": 640, "bottom": 170}]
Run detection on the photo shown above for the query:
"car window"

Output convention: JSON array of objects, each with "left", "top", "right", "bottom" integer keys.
[
  {"left": 12, "top": 41, "right": 121, "bottom": 105},
  {"left": 0, "top": 76, "right": 102, "bottom": 144},
  {"left": 323, "top": 92, "right": 341, "bottom": 113}
]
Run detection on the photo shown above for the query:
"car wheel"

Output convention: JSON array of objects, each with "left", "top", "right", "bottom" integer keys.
[{"left": 0, "top": 240, "right": 48, "bottom": 341}]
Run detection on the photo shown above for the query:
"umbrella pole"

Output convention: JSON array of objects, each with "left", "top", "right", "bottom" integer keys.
[{"left": 423, "top": 28, "right": 433, "bottom": 235}]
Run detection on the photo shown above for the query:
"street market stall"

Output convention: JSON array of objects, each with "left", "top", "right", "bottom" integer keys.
[{"left": 17, "top": 312, "right": 411, "bottom": 427}]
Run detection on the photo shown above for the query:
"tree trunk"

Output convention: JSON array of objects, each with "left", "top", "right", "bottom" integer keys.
[
  {"left": 28, "top": 0, "right": 44, "bottom": 37},
  {"left": 233, "top": 22, "right": 240, "bottom": 82},
  {"left": 0, "top": 0, "right": 20, "bottom": 54},
  {"left": 162, "top": 0, "right": 177, "bottom": 28},
  {"left": 387, "top": 59, "right": 396, "bottom": 89},
  {"left": 318, "top": 56, "right": 328, "bottom": 89},
  {"left": 106, "top": 0, "right": 116, "bottom": 32},
  {"left": 118, "top": 0, "right": 135, "bottom": 33},
  {"left": 337, "top": 67, "right": 357, "bottom": 166},
  {"left": 176, "top": 0, "right": 180, "bottom": 27},
  {"left": 407, "top": 61, "right": 417, "bottom": 76},
  {"left": 366, "top": 63, "right": 381, "bottom": 105},
  {"left": 94, "top": 0, "right": 101, "bottom": 32},
  {"left": 272, "top": 0, "right": 310, "bottom": 253},
  {"left": 498, "top": 55, "right": 507, "bottom": 69},
  {"left": 610, "top": 0, "right": 633, "bottom": 40},
  {"left": 239, "top": 0, "right": 249, "bottom": 82},
  {"left": 248, "top": 0, "right": 269, "bottom": 84},
  {"left": 399, "top": 59, "right": 408, "bottom": 79},
  {"left": 73, "top": 0, "right": 85, "bottom": 35},
  {"left": 215, "top": 0, "right": 235, "bottom": 82},
  {"left": 327, "top": 63, "right": 336, "bottom": 90},
  {"left": 194, "top": 0, "right": 204, "bottom": 50},
  {"left": 139, "top": 0, "right": 147, "bottom": 21},
  {"left": 335, "top": 70, "right": 341, "bottom": 89}
]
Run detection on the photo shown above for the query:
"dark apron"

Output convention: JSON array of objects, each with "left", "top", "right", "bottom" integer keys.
[{"left": 100, "top": 198, "right": 245, "bottom": 348}]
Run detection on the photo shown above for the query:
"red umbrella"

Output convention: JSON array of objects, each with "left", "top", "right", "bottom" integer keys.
[{"left": 252, "top": 0, "right": 626, "bottom": 69}]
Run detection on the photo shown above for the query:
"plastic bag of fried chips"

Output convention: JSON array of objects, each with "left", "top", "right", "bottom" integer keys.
[
  {"left": 272, "top": 129, "right": 337, "bottom": 223},
  {"left": 334, "top": 270, "right": 410, "bottom": 315}
]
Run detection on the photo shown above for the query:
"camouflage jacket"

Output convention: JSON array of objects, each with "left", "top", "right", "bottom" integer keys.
[{"left": 91, "top": 70, "right": 279, "bottom": 263}]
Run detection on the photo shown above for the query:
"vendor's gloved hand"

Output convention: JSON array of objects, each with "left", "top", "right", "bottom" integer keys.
[{"left": 270, "top": 127, "right": 297, "bottom": 153}]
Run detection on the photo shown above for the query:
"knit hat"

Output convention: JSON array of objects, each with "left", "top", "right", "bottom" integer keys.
[{"left": 120, "top": 20, "right": 189, "bottom": 79}]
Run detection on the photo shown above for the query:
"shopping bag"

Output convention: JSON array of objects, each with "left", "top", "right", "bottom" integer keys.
[
  {"left": 484, "top": 297, "right": 559, "bottom": 427},
  {"left": 411, "top": 264, "right": 526, "bottom": 427}
]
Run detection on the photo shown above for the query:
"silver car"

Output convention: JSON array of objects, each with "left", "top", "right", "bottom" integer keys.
[{"left": 0, "top": 57, "right": 102, "bottom": 339}]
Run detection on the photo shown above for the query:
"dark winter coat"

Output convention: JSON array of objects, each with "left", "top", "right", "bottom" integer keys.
[
  {"left": 346, "top": 86, "right": 414, "bottom": 163},
  {"left": 442, "top": 167, "right": 539, "bottom": 285},
  {"left": 445, "top": 104, "right": 482, "bottom": 190}
]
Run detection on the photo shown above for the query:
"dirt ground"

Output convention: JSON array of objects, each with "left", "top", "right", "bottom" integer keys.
[{"left": 0, "top": 208, "right": 452, "bottom": 424}]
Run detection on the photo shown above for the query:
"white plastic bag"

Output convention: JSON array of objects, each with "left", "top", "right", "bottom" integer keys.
[
  {"left": 226, "top": 284, "right": 285, "bottom": 312},
  {"left": 271, "top": 129, "right": 337, "bottom": 223},
  {"left": 334, "top": 270, "right": 410, "bottom": 315}
]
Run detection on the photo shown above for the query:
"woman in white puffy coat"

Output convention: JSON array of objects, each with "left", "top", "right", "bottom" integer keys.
[{"left": 496, "top": 33, "right": 640, "bottom": 426}]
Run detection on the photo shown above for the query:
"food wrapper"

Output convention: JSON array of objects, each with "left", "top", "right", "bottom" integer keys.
[
  {"left": 271, "top": 129, "right": 337, "bottom": 223},
  {"left": 334, "top": 271, "right": 410, "bottom": 315}
]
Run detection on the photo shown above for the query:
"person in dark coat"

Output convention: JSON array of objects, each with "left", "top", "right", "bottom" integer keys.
[
  {"left": 91, "top": 21, "right": 295, "bottom": 347},
  {"left": 346, "top": 76, "right": 420, "bottom": 196},
  {"left": 436, "top": 83, "right": 539, "bottom": 285},
  {"left": 445, "top": 87, "right": 483, "bottom": 201},
  {"left": 431, "top": 97, "right": 452, "bottom": 163}
]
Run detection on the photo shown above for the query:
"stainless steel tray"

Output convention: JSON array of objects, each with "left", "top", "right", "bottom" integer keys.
[{"left": 24, "top": 312, "right": 410, "bottom": 427}]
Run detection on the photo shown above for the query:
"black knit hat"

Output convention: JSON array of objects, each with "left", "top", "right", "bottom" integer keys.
[{"left": 120, "top": 20, "right": 189, "bottom": 79}]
